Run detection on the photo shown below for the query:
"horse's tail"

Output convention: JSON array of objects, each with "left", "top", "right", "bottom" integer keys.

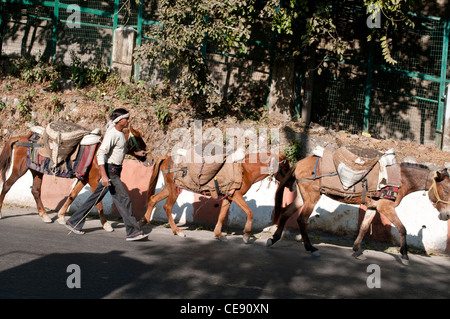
[
  {"left": 273, "top": 163, "right": 297, "bottom": 224},
  {"left": 146, "top": 156, "right": 168, "bottom": 203},
  {"left": 0, "top": 136, "right": 21, "bottom": 182}
]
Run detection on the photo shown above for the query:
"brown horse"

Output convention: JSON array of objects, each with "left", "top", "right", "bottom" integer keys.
[
  {"left": 0, "top": 126, "right": 152, "bottom": 230},
  {"left": 268, "top": 156, "right": 450, "bottom": 263},
  {"left": 141, "top": 153, "right": 291, "bottom": 243}
]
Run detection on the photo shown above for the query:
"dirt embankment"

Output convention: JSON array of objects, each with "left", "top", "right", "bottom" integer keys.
[{"left": 1, "top": 75, "right": 449, "bottom": 169}]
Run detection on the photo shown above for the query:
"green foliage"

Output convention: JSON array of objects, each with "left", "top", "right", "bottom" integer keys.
[
  {"left": 137, "top": 0, "right": 258, "bottom": 113},
  {"left": 154, "top": 103, "right": 171, "bottom": 128},
  {"left": 17, "top": 91, "right": 34, "bottom": 118},
  {"left": 138, "top": 0, "right": 418, "bottom": 108},
  {"left": 69, "top": 51, "right": 108, "bottom": 88},
  {"left": 283, "top": 140, "right": 302, "bottom": 165},
  {"left": 17, "top": 56, "right": 60, "bottom": 84}
]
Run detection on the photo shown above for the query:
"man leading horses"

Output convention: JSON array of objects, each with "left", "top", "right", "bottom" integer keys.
[{"left": 65, "top": 108, "right": 148, "bottom": 241}]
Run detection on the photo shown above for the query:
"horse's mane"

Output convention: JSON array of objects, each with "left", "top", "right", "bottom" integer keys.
[{"left": 400, "top": 162, "right": 430, "bottom": 170}]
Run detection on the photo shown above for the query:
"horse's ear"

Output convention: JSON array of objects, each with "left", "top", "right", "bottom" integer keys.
[
  {"left": 129, "top": 125, "right": 140, "bottom": 137},
  {"left": 434, "top": 170, "right": 448, "bottom": 182}
]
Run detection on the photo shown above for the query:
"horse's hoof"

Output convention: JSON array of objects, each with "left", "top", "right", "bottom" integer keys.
[
  {"left": 42, "top": 216, "right": 52, "bottom": 223},
  {"left": 266, "top": 238, "right": 275, "bottom": 247},
  {"left": 352, "top": 249, "right": 366, "bottom": 260},
  {"left": 103, "top": 222, "right": 114, "bottom": 232},
  {"left": 215, "top": 235, "right": 227, "bottom": 242},
  {"left": 176, "top": 231, "right": 186, "bottom": 238},
  {"left": 401, "top": 257, "right": 410, "bottom": 266},
  {"left": 311, "top": 250, "right": 321, "bottom": 257},
  {"left": 57, "top": 217, "right": 66, "bottom": 225},
  {"left": 353, "top": 253, "right": 367, "bottom": 261},
  {"left": 243, "top": 234, "right": 251, "bottom": 244}
]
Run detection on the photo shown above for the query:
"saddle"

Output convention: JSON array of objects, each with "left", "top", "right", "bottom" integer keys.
[
  {"left": 38, "top": 121, "right": 90, "bottom": 167},
  {"left": 24, "top": 122, "right": 102, "bottom": 178},
  {"left": 165, "top": 145, "right": 245, "bottom": 199},
  {"left": 318, "top": 146, "right": 401, "bottom": 200}
]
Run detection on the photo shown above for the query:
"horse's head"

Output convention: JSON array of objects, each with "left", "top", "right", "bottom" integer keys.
[
  {"left": 275, "top": 154, "right": 291, "bottom": 182},
  {"left": 125, "top": 126, "right": 154, "bottom": 167},
  {"left": 428, "top": 168, "right": 450, "bottom": 221}
]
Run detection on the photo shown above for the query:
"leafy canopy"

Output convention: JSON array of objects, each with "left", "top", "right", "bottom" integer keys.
[{"left": 137, "top": 0, "right": 419, "bottom": 110}]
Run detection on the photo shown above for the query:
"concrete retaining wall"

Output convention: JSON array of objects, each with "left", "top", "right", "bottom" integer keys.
[{"left": 3, "top": 158, "right": 450, "bottom": 254}]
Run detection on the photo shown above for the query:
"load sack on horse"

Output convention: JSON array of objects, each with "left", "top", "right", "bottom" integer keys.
[
  {"left": 21, "top": 121, "right": 102, "bottom": 178},
  {"left": 165, "top": 144, "right": 246, "bottom": 199},
  {"left": 312, "top": 145, "right": 401, "bottom": 202}
]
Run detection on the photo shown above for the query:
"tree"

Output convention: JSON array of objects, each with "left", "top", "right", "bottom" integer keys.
[{"left": 137, "top": 0, "right": 419, "bottom": 112}]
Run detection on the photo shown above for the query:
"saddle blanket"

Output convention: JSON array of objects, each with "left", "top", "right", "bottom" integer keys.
[
  {"left": 26, "top": 133, "right": 98, "bottom": 179},
  {"left": 319, "top": 149, "right": 401, "bottom": 201}
]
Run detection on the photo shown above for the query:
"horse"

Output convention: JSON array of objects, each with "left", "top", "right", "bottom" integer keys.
[
  {"left": 268, "top": 155, "right": 450, "bottom": 263},
  {"left": 0, "top": 126, "right": 152, "bottom": 231},
  {"left": 141, "top": 153, "right": 291, "bottom": 243}
]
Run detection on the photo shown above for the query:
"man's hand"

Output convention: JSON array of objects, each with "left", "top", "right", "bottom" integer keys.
[
  {"left": 99, "top": 164, "right": 110, "bottom": 187},
  {"left": 101, "top": 175, "right": 110, "bottom": 187}
]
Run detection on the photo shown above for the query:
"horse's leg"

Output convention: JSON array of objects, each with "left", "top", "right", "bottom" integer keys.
[
  {"left": 30, "top": 171, "right": 52, "bottom": 223},
  {"left": 229, "top": 192, "right": 254, "bottom": 244},
  {"left": 296, "top": 201, "right": 320, "bottom": 256},
  {"left": 267, "top": 188, "right": 304, "bottom": 247},
  {"left": 162, "top": 183, "right": 184, "bottom": 237},
  {"left": 378, "top": 200, "right": 409, "bottom": 264},
  {"left": 352, "top": 209, "right": 377, "bottom": 259},
  {"left": 57, "top": 179, "right": 87, "bottom": 224},
  {"left": 142, "top": 187, "right": 169, "bottom": 225},
  {"left": 0, "top": 162, "right": 28, "bottom": 219},
  {"left": 214, "top": 198, "right": 230, "bottom": 241}
]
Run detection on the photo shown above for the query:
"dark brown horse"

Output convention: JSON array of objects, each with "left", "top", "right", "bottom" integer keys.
[
  {"left": 141, "top": 153, "right": 291, "bottom": 243},
  {"left": 0, "top": 126, "right": 152, "bottom": 230},
  {"left": 268, "top": 156, "right": 450, "bottom": 263}
]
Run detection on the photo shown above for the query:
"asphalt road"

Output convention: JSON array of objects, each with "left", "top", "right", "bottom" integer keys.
[{"left": 0, "top": 205, "right": 449, "bottom": 303}]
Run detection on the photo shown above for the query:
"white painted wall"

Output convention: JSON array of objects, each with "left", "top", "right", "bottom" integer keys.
[
  {"left": 149, "top": 172, "right": 278, "bottom": 230},
  {"left": 3, "top": 171, "right": 113, "bottom": 214},
  {"left": 3, "top": 170, "right": 448, "bottom": 253},
  {"left": 308, "top": 192, "right": 448, "bottom": 252}
]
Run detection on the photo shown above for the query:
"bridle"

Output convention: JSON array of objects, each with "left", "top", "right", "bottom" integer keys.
[
  {"left": 428, "top": 179, "right": 450, "bottom": 206},
  {"left": 269, "top": 157, "right": 289, "bottom": 181},
  {"left": 128, "top": 131, "right": 151, "bottom": 155}
]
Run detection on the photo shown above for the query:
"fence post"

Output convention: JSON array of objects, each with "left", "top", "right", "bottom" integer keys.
[
  {"left": 51, "top": 0, "right": 59, "bottom": 62},
  {"left": 111, "top": 0, "right": 119, "bottom": 69},
  {"left": 134, "top": 0, "right": 143, "bottom": 82},
  {"left": 436, "top": 19, "right": 449, "bottom": 148},
  {"left": 363, "top": 40, "right": 374, "bottom": 133}
]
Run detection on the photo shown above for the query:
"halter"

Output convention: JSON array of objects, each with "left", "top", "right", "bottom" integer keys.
[
  {"left": 269, "top": 157, "right": 288, "bottom": 180},
  {"left": 428, "top": 179, "right": 450, "bottom": 206},
  {"left": 128, "top": 131, "right": 141, "bottom": 152},
  {"left": 128, "top": 131, "right": 151, "bottom": 154}
]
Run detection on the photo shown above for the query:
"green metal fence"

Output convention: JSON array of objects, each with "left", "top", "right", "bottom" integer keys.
[{"left": 312, "top": 12, "right": 450, "bottom": 147}]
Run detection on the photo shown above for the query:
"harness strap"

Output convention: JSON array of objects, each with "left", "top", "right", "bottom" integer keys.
[
  {"left": 296, "top": 172, "right": 338, "bottom": 184},
  {"left": 161, "top": 157, "right": 187, "bottom": 176},
  {"left": 429, "top": 179, "right": 450, "bottom": 205}
]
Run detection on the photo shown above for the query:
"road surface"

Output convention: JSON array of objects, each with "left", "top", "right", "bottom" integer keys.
[{"left": 0, "top": 205, "right": 449, "bottom": 304}]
